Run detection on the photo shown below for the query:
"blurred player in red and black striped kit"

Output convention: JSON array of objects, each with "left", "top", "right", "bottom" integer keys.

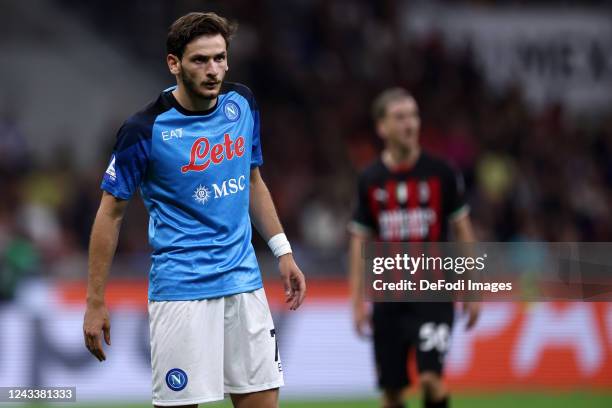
[{"left": 349, "top": 88, "right": 480, "bottom": 408}]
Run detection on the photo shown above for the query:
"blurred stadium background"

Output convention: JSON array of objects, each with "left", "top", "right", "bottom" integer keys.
[{"left": 1, "top": 0, "right": 612, "bottom": 406}]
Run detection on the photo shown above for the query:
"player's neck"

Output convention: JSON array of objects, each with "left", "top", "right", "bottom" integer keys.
[
  {"left": 382, "top": 146, "right": 421, "bottom": 170},
  {"left": 172, "top": 86, "right": 217, "bottom": 112}
]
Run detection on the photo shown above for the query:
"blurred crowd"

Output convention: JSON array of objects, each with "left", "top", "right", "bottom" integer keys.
[{"left": 1, "top": 0, "right": 611, "bottom": 292}]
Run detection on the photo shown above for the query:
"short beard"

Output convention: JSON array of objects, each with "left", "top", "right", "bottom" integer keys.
[{"left": 179, "top": 71, "right": 218, "bottom": 101}]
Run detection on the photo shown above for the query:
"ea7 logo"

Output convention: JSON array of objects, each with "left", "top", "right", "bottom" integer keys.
[
  {"left": 212, "top": 175, "right": 246, "bottom": 198},
  {"left": 162, "top": 128, "right": 183, "bottom": 141}
]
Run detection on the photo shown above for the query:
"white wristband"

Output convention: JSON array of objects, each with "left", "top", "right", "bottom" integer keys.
[{"left": 268, "top": 233, "right": 292, "bottom": 258}]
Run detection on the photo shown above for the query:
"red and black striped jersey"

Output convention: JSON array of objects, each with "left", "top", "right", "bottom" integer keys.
[{"left": 350, "top": 152, "right": 468, "bottom": 242}]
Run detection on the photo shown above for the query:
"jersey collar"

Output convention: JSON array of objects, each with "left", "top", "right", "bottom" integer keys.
[{"left": 165, "top": 90, "right": 220, "bottom": 116}]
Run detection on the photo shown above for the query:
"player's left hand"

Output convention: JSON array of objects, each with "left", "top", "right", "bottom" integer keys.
[
  {"left": 83, "top": 302, "right": 111, "bottom": 362},
  {"left": 463, "top": 302, "right": 480, "bottom": 330},
  {"left": 278, "top": 254, "right": 306, "bottom": 310}
]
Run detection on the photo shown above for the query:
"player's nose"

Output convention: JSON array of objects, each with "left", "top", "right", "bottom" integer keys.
[{"left": 206, "top": 62, "right": 221, "bottom": 75}]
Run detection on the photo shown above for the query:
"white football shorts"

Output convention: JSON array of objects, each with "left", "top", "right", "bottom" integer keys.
[{"left": 149, "top": 288, "right": 284, "bottom": 406}]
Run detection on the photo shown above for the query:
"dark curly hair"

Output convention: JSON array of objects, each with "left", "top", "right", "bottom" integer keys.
[{"left": 166, "top": 12, "right": 237, "bottom": 59}]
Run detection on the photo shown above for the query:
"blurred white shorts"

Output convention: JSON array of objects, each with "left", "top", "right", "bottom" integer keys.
[{"left": 148, "top": 288, "right": 284, "bottom": 406}]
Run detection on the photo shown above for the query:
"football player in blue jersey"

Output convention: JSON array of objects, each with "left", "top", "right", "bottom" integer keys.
[{"left": 83, "top": 12, "right": 306, "bottom": 408}]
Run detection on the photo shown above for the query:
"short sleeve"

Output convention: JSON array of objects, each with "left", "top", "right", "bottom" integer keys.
[
  {"left": 225, "top": 82, "right": 264, "bottom": 168},
  {"left": 444, "top": 166, "right": 470, "bottom": 222},
  {"left": 348, "top": 174, "right": 376, "bottom": 236},
  {"left": 101, "top": 121, "right": 151, "bottom": 199},
  {"left": 250, "top": 98, "right": 263, "bottom": 168}
]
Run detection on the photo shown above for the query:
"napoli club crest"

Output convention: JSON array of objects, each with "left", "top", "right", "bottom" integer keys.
[
  {"left": 165, "top": 368, "right": 188, "bottom": 391},
  {"left": 223, "top": 101, "right": 241, "bottom": 121}
]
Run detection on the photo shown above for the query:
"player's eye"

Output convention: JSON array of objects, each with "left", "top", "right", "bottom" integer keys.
[{"left": 214, "top": 54, "right": 226, "bottom": 62}]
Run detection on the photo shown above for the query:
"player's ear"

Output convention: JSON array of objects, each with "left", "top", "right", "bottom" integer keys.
[{"left": 167, "top": 54, "right": 181, "bottom": 75}]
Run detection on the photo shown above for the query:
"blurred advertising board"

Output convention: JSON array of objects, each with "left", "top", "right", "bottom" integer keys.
[{"left": 0, "top": 279, "right": 610, "bottom": 402}]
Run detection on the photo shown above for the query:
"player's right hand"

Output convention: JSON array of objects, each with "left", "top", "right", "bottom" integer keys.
[
  {"left": 83, "top": 303, "right": 111, "bottom": 362},
  {"left": 353, "top": 301, "right": 371, "bottom": 338}
]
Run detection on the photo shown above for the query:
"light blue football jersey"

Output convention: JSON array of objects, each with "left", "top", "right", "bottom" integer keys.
[{"left": 101, "top": 82, "right": 264, "bottom": 301}]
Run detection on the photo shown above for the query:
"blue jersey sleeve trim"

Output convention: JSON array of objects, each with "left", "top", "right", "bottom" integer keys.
[
  {"left": 250, "top": 105, "right": 263, "bottom": 167},
  {"left": 100, "top": 185, "right": 132, "bottom": 200},
  {"left": 221, "top": 82, "right": 256, "bottom": 111},
  {"left": 100, "top": 94, "right": 171, "bottom": 199},
  {"left": 221, "top": 82, "right": 264, "bottom": 168}
]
